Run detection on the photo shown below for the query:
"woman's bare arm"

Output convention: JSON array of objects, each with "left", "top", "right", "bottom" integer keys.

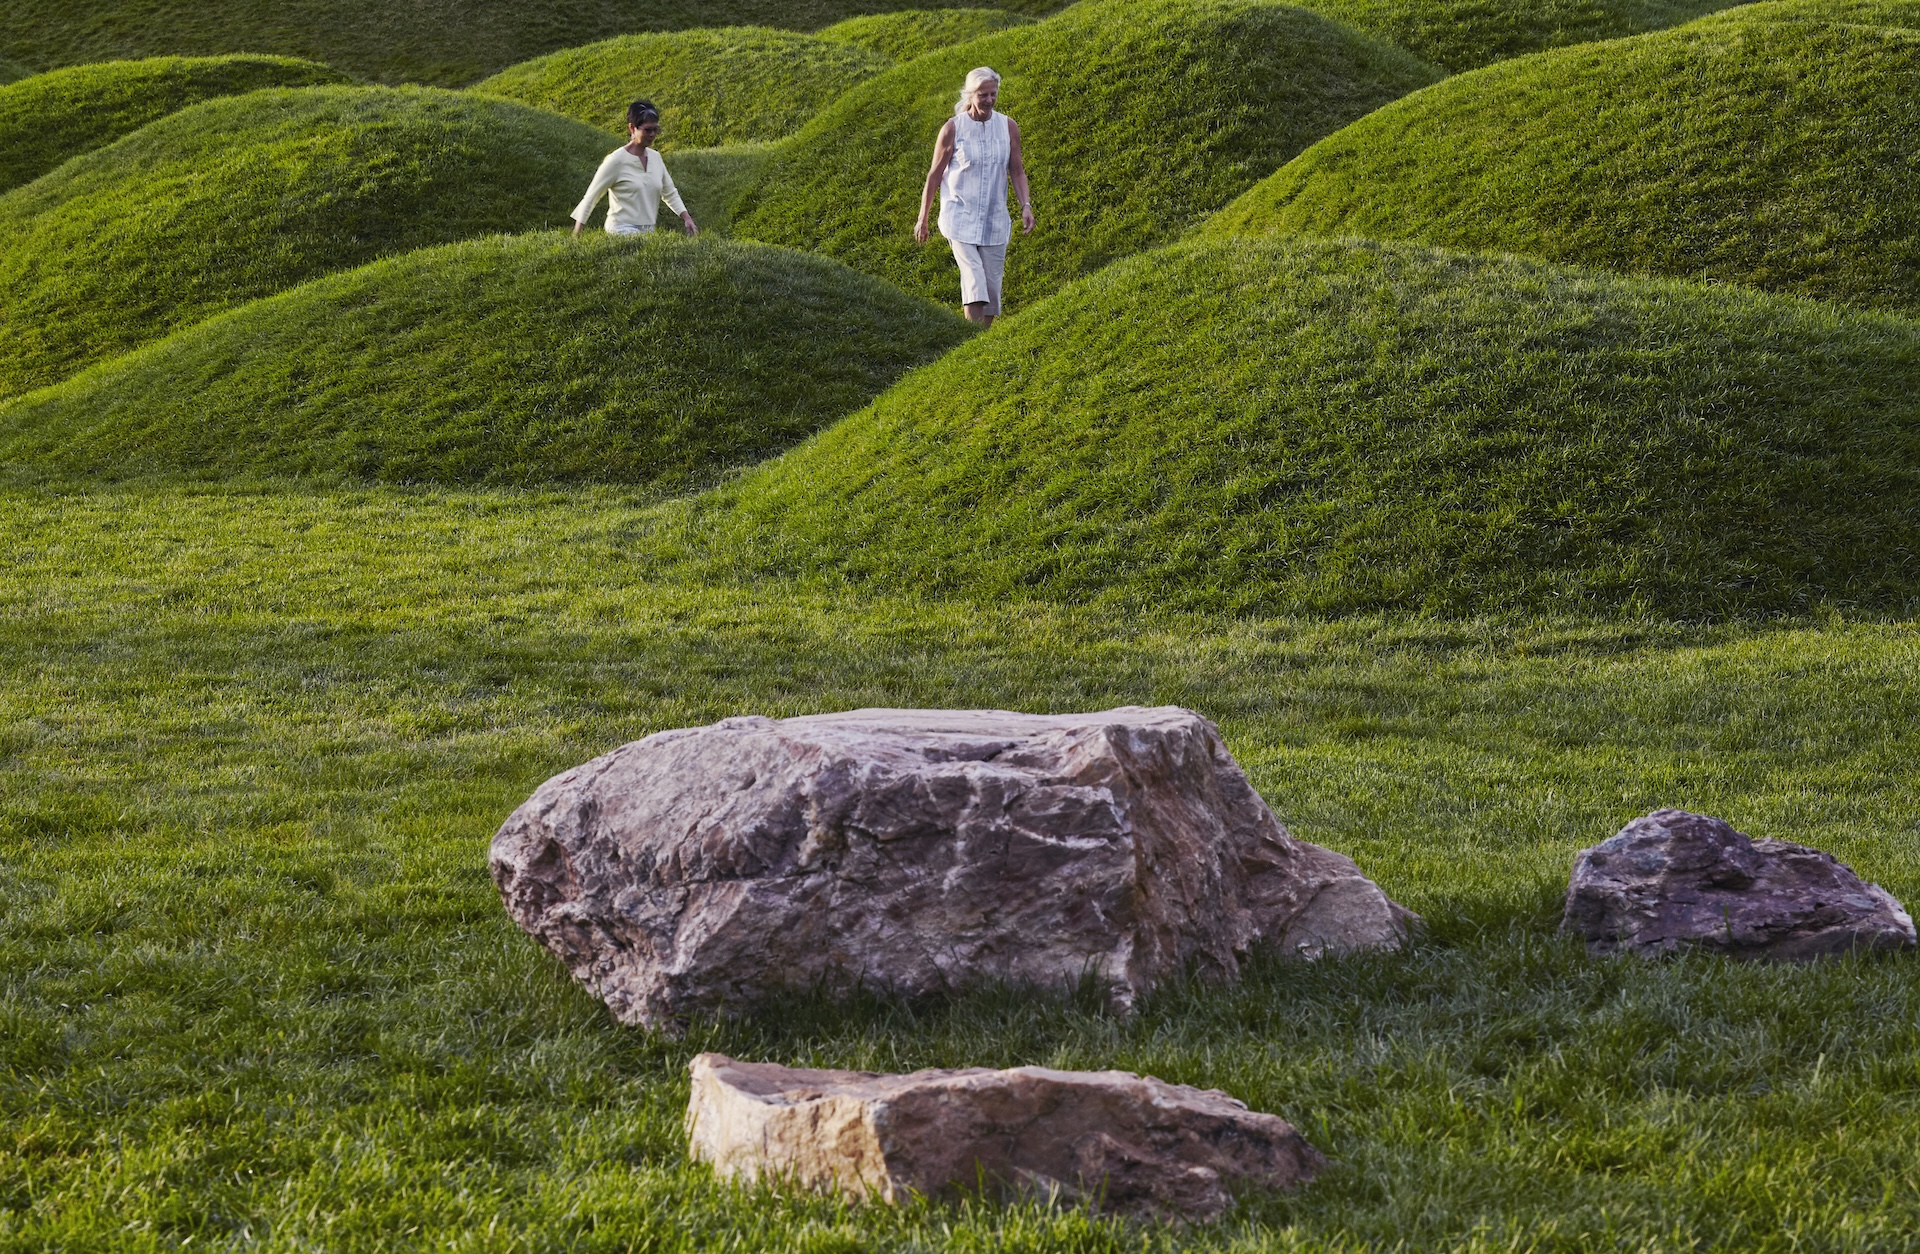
[
  {"left": 1007, "top": 116, "right": 1033, "bottom": 234},
  {"left": 914, "top": 120, "right": 957, "bottom": 242}
]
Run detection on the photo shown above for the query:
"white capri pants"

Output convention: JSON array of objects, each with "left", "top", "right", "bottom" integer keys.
[{"left": 948, "top": 239, "right": 1007, "bottom": 315}]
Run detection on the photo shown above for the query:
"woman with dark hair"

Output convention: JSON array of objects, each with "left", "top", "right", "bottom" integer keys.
[
  {"left": 913, "top": 67, "right": 1033, "bottom": 328},
  {"left": 572, "top": 99, "right": 698, "bottom": 237}
]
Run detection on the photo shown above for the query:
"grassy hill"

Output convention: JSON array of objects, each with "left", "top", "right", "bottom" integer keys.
[
  {"left": 1292, "top": 0, "right": 1736, "bottom": 71},
  {"left": 1208, "top": 8, "right": 1920, "bottom": 316},
  {"left": 0, "top": 235, "right": 970, "bottom": 488},
  {"left": 0, "top": 0, "right": 1056, "bottom": 87},
  {"left": 0, "top": 86, "right": 616, "bottom": 400},
  {"left": 818, "top": 7, "right": 1034, "bottom": 58},
  {"left": 729, "top": 0, "right": 1439, "bottom": 310},
  {"left": 0, "top": 57, "right": 35, "bottom": 84},
  {"left": 695, "top": 236, "right": 1920, "bottom": 618},
  {"left": 475, "top": 27, "right": 891, "bottom": 147},
  {"left": 1741, "top": 0, "right": 1920, "bottom": 26},
  {"left": 0, "top": 55, "right": 349, "bottom": 193}
]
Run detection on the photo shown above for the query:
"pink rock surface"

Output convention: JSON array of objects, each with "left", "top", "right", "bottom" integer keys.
[
  {"left": 491, "top": 706, "right": 1413, "bottom": 1030},
  {"left": 685, "top": 1052, "right": 1323, "bottom": 1220}
]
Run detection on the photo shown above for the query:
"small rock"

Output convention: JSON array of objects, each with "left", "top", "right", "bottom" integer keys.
[
  {"left": 685, "top": 1053, "right": 1323, "bottom": 1221},
  {"left": 1561, "top": 808, "right": 1915, "bottom": 959},
  {"left": 491, "top": 706, "right": 1414, "bottom": 1030}
]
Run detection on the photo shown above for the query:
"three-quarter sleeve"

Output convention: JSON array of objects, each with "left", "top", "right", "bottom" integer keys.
[
  {"left": 658, "top": 160, "right": 686, "bottom": 216},
  {"left": 571, "top": 152, "right": 621, "bottom": 226}
]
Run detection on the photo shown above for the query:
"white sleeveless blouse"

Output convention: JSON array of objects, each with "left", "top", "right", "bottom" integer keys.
[{"left": 937, "top": 109, "right": 1013, "bottom": 247}]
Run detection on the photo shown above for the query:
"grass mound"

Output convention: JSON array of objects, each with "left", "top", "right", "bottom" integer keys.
[
  {"left": 1738, "top": 0, "right": 1920, "bottom": 27},
  {"left": 475, "top": 27, "right": 890, "bottom": 147},
  {"left": 699, "top": 236, "right": 1920, "bottom": 618},
  {"left": 1209, "top": 9, "right": 1920, "bottom": 316},
  {"left": 0, "top": 235, "right": 969, "bottom": 488},
  {"left": 0, "top": 57, "right": 35, "bottom": 85},
  {"left": 0, "top": 86, "right": 614, "bottom": 400},
  {"left": 1293, "top": 0, "right": 1734, "bottom": 71},
  {"left": 818, "top": 7, "right": 1034, "bottom": 59},
  {"left": 0, "top": 55, "right": 348, "bottom": 193},
  {"left": 730, "top": 0, "right": 1438, "bottom": 309},
  {"left": 0, "top": 0, "right": 1055, "bottom": 87},
  {"left": 663, "top": 145, "right": 777, "bottom": 236}
]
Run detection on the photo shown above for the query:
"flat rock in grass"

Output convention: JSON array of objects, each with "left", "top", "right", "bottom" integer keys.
[
  {"left": 490, "top": 706, "right": 1414, "bottom": 1030},
  {"left": 1561, "top": 809, "right": 1916, "bottom": 959},
  {"left": 685, "top": 1052, "right": 1323, "bottom": 1221}
]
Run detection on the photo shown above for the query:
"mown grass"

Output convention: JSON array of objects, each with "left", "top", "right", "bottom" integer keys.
[
  {"left": 0, "top": 86, "right": 612, "bottom": 400},
  {"left": 0, "top": 0, "right": 1060, "bottom": 87},
  {"left": 1747, "top": 0, "right": 1920, "bottom": 26},
  {"left": 692, "top": 236, "right": 1920, "bottom": 620},
  {"left": 1210, "top": 6, "right": 1920, "bottom": 316},
  {"left": 0, "top": 54, "right": 349, "bottom": 193},
  {"left": 1291, "top": 0, "right": 1735, "bottom": 71},
  {"left": 0, "top": 234, "right": 970, "bottom": 488},
  {"left": 475, "top": 27, "right": 891, "bottom": 147},
  {"left": 818, "top": 7, "right": 1035, "bottom": 59},
  {"left": 0, "top": 58, "right": 35, "bottom": 85},
  {"left": 666, "top": 144, "right": 779, "bottom": 235},
  {"left": 2, "top": 484, "right": 1918, "bottom": 1251},
  {"left": 729, "top": 0, "right": 1439, "bottom": 310}
]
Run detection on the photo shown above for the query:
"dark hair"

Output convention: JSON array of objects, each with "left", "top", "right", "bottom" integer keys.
[{"left": 626, "top": 99, "right": 660, "bottom": 129}]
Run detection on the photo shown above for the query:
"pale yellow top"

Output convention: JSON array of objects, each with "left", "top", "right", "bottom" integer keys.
[{"left": 571, "top": 147, "right": 686, "bottom": 234}]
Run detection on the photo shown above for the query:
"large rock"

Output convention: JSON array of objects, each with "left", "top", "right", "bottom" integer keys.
[
  {"left": 685, "top": 1052, "right": 1322, "bottom": 1221},
  {"left": 1561, "top": 809, "right": 1916, "bottom": 959},
  {"left": 491, "top": 706, "right": 1413, "bottom": 1029}
]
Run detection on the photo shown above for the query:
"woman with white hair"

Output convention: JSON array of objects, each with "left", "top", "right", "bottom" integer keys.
[{"left": 913, "top": 66, "right": 1034, "bottom": 328}]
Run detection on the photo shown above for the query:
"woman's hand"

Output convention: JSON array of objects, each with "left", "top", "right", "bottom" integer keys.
[
  {"left": 682, "top": 211, "right": 699, "bottom": 237},
  {"left": 1020, "top": 203, "right": 1035, "bottom": 234},
  {"left": 913, "top": 217, "right": 931, "bottom": 243}
]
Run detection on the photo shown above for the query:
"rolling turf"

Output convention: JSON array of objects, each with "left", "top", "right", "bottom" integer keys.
[
  {"left": 817, "top": 6, "right": 1035, "bottom": 59},
  {"left": 1292, "top": 0, "right": 1735, "bottom": 71},
  {"left": 0, "top": 0, "right": 1058, "bottom": 87},
  {"left": 0, "top": 54, "right": 349, "bottom": 193},
  {"left": 1206, "top": 7, "right": 1920, "bottom": 316},
  {"left": 729, "top": 0, "right": 1440, "bottom": 310},
  {"left": 694, "top": 236, "right": 1920, "bottom": 618},
  {"left": 475, "top": 27, "right": 891, "bottom": 147},
  {"left": 0, "top": 234, "right": 971, "bottom": 488},
  {"left": 0, "top": 86, "right": 615, "bottom": 399}
]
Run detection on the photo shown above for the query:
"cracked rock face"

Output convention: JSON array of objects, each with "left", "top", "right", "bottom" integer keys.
[
  {"left": 490, "top": 706, "right": 1414, "bottom": 1029},
  {"left": 685, "top": 1053, "right": 1323, "bottom": 1221},
  {"left": 1561, "top": 809, "right": 1916, "bottom": 959}
]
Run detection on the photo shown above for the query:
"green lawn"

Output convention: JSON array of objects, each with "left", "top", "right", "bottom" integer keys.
[
  {"left": 2, "top": 485, "right": 1918, "bottom": 1251},
  {"left": 0, "top": 234, "right": 970, "bottom": 489},
  {"left": 1212, "top": 5, "right": 1920, "bottom": 317},
  {"left": 818, "top": 7, "right": 1036, "bottom": 59},
  {"left": 0, "top": 87, "right": 611, "bottom": 400},
  {"left": 0, "top": 0, "right": 1059, "bottom": 87},
  {"left": 474, "top": 27, "right": 892, "bottom": 147},
  {"left": 1291, "top": 0, "right": 1737, "bottom": 71},
  {"left": 1745, "top": 0, "right": 1920, "bottom": 28},
  {"left": 728, "top": 0, "right": 1439, "bottom": 310},
  {"left": 695, "top": 236, "right": 1920, "bottom": 619},
  {"left": 0, "top": 55, "right": 348, "bottom": 193},
  {"left": 7, "top": 2, "right": 1920, "bottom": 1250}
]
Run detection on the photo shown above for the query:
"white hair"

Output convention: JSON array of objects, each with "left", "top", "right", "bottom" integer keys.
[{"left": 957, "top": 66, "right": 1001, "bottom": 110}]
